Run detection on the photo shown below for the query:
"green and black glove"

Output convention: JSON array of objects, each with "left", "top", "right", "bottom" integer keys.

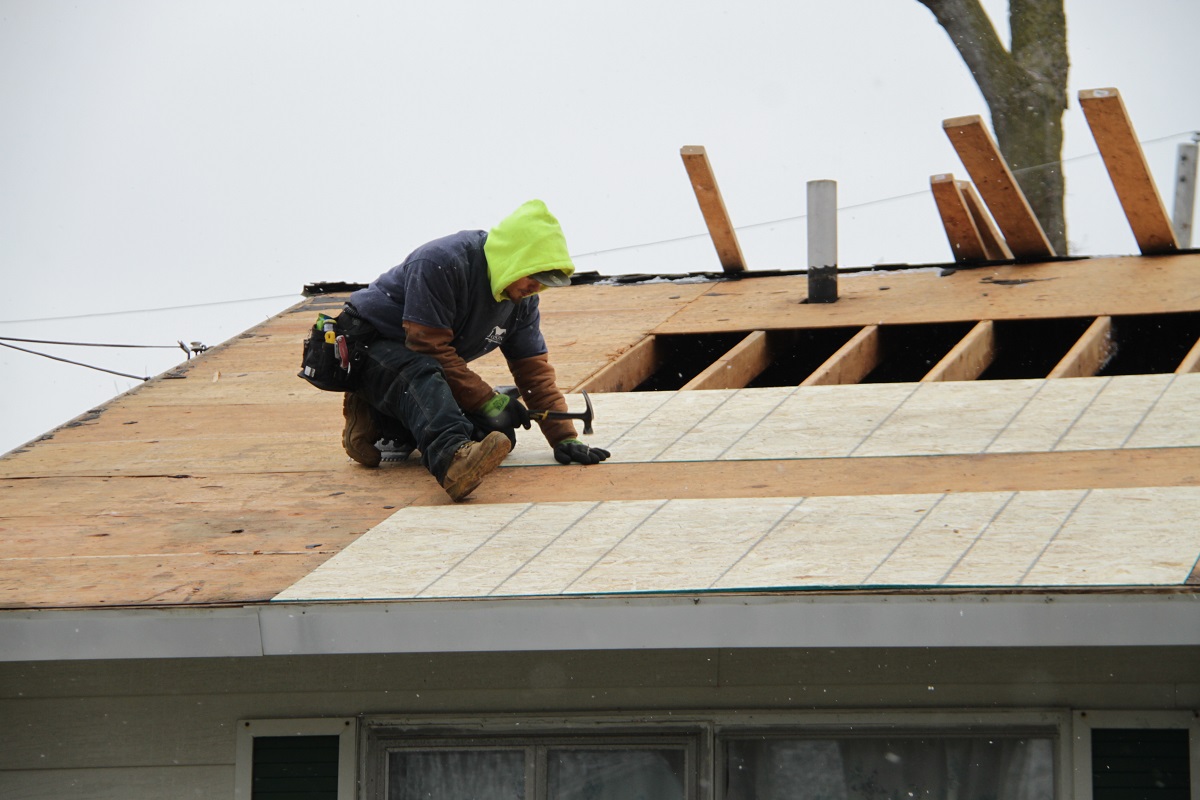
[
  {"left": 554, "top": 438, "right": 611, "bottom": 465},
  {"left": 470, "top": 392, "right": 531, "bottom": 447}
]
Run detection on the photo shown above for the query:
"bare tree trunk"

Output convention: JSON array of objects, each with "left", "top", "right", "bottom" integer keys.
[{"left": 917, "top": 0, "right": 1069, "bottom": 253}]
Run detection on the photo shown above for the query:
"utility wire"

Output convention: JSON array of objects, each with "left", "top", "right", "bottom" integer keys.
[
  {"left": 0, "top": 340, "right": 152, "bottom": 381},
  {"left": 0, "top": 335, "right": 183, "bottom": 350},
  {"left": 1, "top": 293, "right": 300, "bottom": 326}
]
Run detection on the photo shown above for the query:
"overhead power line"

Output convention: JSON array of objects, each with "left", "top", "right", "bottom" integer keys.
[
  {"left": 1, "top": 293, "right": 300, "bottom": 326},
  {"left": 0, "top": 335, "right": 184, "bottom": 350},
  {"left": 0, "top": 336, "right": 209, "bottom": 380},
  {"left": 0, "top": 340, "right": 153, "bottom": 382}
]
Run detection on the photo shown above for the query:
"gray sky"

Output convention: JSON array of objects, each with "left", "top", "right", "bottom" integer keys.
[{"left": 2, "top": 0, "right": 1197, "bottom": 455}]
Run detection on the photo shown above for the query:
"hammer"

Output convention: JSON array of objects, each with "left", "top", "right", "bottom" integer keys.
[{"left": 499, "top": 387, "right": 595, "bottom": 435}]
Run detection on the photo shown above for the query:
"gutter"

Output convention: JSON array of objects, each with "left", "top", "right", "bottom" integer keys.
[{"left": 1, "top": 591, "right": 1198, "bottom": 662}]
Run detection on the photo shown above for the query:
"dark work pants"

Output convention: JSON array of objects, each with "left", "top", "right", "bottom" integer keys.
[{"left": 340, "top": 309, "right": 474, "bottom": 481}]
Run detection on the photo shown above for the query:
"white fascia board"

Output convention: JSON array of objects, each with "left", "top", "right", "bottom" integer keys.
[
  {"left": 258, "top": 593, "right": 1200, "bottom": 656},
  {"left": 0, "top": 605, "right": 264, "bottom": 661},
  {"left": 1, "top": 592, "right": 1198, "bottom": 662}
]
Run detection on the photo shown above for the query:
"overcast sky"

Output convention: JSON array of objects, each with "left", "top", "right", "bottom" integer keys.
[{"left": 2, "top": 0, "right": 1197, "bottom": 455}]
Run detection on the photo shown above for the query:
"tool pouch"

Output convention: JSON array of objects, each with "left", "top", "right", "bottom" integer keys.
[{"left": 298, "top": 313, "right": 356, "bottom": 392}]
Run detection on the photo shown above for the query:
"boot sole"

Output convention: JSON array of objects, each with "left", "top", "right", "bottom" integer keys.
[{"left": 443, "top": 432, "right": 512, "bottom": 501}]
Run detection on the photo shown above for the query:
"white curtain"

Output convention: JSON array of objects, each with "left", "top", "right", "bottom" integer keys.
[
  {"left": 388, "top": 746, "right": 685, "bottom": 800},
  {"left": 389, "top": 750, "right": 525, "bottom": 800},
  {"left": 726, "top": 737, "right": 1055, "bottom": 800},
  {"left": 547, "top": 748, "right": 685, "bottom": 800}
]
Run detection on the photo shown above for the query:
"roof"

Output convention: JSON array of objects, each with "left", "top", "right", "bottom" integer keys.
[
  {"left": 2, "top": 89, "right": 1199, "bottom": 660},
  {"left": 3, "top": 253, "right": 1198, "bottom": 610}
]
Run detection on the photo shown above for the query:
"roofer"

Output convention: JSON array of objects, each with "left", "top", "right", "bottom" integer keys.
[{"left": 336, "top": 199, "right": 610, "bottom": 501}]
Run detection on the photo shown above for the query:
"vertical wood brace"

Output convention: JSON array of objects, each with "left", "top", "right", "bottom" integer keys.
[
  {"left": 930, "top": 174, "right": 989, "bottom": 262},
  {"left": 942, "top": 115, "right": 1056, "bottom": 259},
  {"left": 922, "top": 320, "right": 996, "bottom": 382},
  {"left": 1173, "top": 141, "right": 1197, "bottom": 248},
  {"left": 1176, "top": 336, "right": 1200, "bottom": 374},
  {"left": 959, "top": 181, "right": 1013, "bottom": 260},
  {"left": 680, "top": 145, "right": 747, "bottom": 272},
  {"left": 1048, "top": 316, "right": 1114, "bottom": 378},
  {"left": 1079, "top": 88, "right": 1179, "bottom": 254},
  {"left": 801, "top": 325, "right": 881, "bottom": 386},
  {"left": 574, "top": 335, "right": 662, "bottom": 393},
  {"left": 682, "top": 330, "right": 772, "bottom": 390}
]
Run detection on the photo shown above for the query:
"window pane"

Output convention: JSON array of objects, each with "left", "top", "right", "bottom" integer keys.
[
  {"left": 252, "top": 735, "right": 340, "bottom": 800},
  {"left": 727, "top": 736, "right": 1055, "bottom": 800},
  {"left": 1091, "top": 729, "right": 1190, "bottom": 800},
  {"left": 547, "top": 748, "right": 686, "bottom": 800},
  {"left": 388, "top": 750, "right": 525, "bottom": 800}
]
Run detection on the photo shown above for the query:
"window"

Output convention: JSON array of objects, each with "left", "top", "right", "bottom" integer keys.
[
  {"left": 366, "top": 714, "right": 1065, "bottom": 800},
  {"left": 1073, "top": 711, "right": 1198, "bottom": 800},
  {"left": 367, "top": 729, "right": 698, "bottom": 800},
  {"left": 235, "top": 718, "right": 357, "bottom": 800}
]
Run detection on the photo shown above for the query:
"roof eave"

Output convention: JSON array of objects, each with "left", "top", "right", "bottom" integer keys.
[{"left": 2, "top": 591, "right": 1197, "bottom": 662}]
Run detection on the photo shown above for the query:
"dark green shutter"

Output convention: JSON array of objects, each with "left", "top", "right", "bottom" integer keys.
[
  {"left": 1092, "top": 728, "right": 1190, "bottom": 800},
  {"left": 252, "top": 735, "right": 340, "bottom": 800}
]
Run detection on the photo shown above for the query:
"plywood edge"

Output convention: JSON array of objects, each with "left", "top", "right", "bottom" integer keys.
[
  {"left": 1176, "top": 336, "right": 1200, "bottom": 374},
  {"left": 930, "top": 174, "right": 988, "bottom": 262},
  {"left": 1079, "top": 87, "right": 1179, "bottom": 255},
  {"left": 1048, "top": 316, "right": 1114, "bottom": 378},
  {"left": 461, "top": 448, "right": 1200, "bottom": 505},
  {"left": 801, "top": 325, "right": 881, "bottom": 386},
  {"left": 683, "top": 330, "right": 772, "bottom": 390},
  {"left": 960, "top": 181, "right": 1014, "bottom": 260},
  {"left": 923, "top": 320, "right": 996, "bottom": 382},
  {"left": 574, "top": 336, "right": 662, "bottom": 393},
  {"left": 680, "top": 145, "right": 747, "bottom": 273},
  {"left": 942, "top": 115, "right": 1056, "bottom": 259}
]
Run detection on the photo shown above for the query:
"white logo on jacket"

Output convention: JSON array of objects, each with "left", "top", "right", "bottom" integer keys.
[{"left": 485, "top": 326, "right": 507, "bottom": 345}]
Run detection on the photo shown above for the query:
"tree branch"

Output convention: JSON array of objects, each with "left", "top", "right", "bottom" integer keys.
[{"left": 915, "top": 0, "right": 1018, "bottom": 109}]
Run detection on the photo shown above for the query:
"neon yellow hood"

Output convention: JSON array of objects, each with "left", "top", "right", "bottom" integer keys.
[{"left": 483, "top": 199, "right": 576, "bottom": 302}]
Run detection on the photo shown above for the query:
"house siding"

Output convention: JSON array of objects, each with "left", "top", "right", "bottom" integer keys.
[{"left": 2, "top": 646, "right": 1197, "bottom": 798}]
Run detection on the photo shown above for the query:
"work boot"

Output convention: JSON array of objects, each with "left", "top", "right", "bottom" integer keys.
[
  {"left": 342, "top": 392, "right": 381, "bottom": 467},
  {"left": 440, "top": 431, "right": 511, "bottom": 501}
]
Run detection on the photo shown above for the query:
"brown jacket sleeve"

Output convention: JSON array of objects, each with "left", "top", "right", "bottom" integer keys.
[
  {"left": 509, "top": 353, "right": 577, "bottom": 445},
  {"left": 402, "top": 320, "right": 495, "bottom": 412}
]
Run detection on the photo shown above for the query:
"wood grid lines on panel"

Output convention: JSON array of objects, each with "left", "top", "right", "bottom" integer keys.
[
  {"left": 273, "top": 485, "right": 1200, "bottom": 602},
  {"left": 495, "top": 374, "right": 1200, "bottom": 468}
]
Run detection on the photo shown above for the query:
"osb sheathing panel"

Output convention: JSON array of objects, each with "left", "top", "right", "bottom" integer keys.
[
  {"left": 655, "top": 255, "right": 1200, "bottom": 334},
  {"left": 3, "top": 256, "right": 1200, "bottom": 609},
  {"left": 278, "top": 486, "right": 1200, "bottom": 601}
]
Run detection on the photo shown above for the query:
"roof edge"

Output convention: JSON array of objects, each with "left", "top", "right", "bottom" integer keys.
[{"left": 2, "top": 592, "right": 1197, "bottom": 662}]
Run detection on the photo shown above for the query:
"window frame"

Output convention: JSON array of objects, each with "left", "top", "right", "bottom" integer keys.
[
  {"left": 366, "top": 722, "right": 704, "bottom": 800},
  {"left": 234, "top": 717, "right": 357, "bottom": 800},
  {"left": 1071, "top": 710, "right": 1200, "bottom": 800},
  {"left": 363, "top": 710, "right": 1066, "bottom": 800}
]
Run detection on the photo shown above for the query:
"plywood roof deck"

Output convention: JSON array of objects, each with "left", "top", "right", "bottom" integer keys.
[
  {"left": 3, "top": 88, "right": 1198, "bottom": 613},
  {"left": 2, "top": 250, "right": 1199, "bottom": 610}
]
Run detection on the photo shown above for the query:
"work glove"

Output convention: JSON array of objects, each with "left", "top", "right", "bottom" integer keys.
[
  {"left": 554, "top": 438, "right": 611, "bottom": 465},
  {"left": 470, "top": 392, "right": 531, "bottom": 447}
]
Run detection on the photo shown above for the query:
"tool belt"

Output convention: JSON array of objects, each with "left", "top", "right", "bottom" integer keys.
[{"left": 297, "top": 308, "right": 372, "bottom": 392}]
